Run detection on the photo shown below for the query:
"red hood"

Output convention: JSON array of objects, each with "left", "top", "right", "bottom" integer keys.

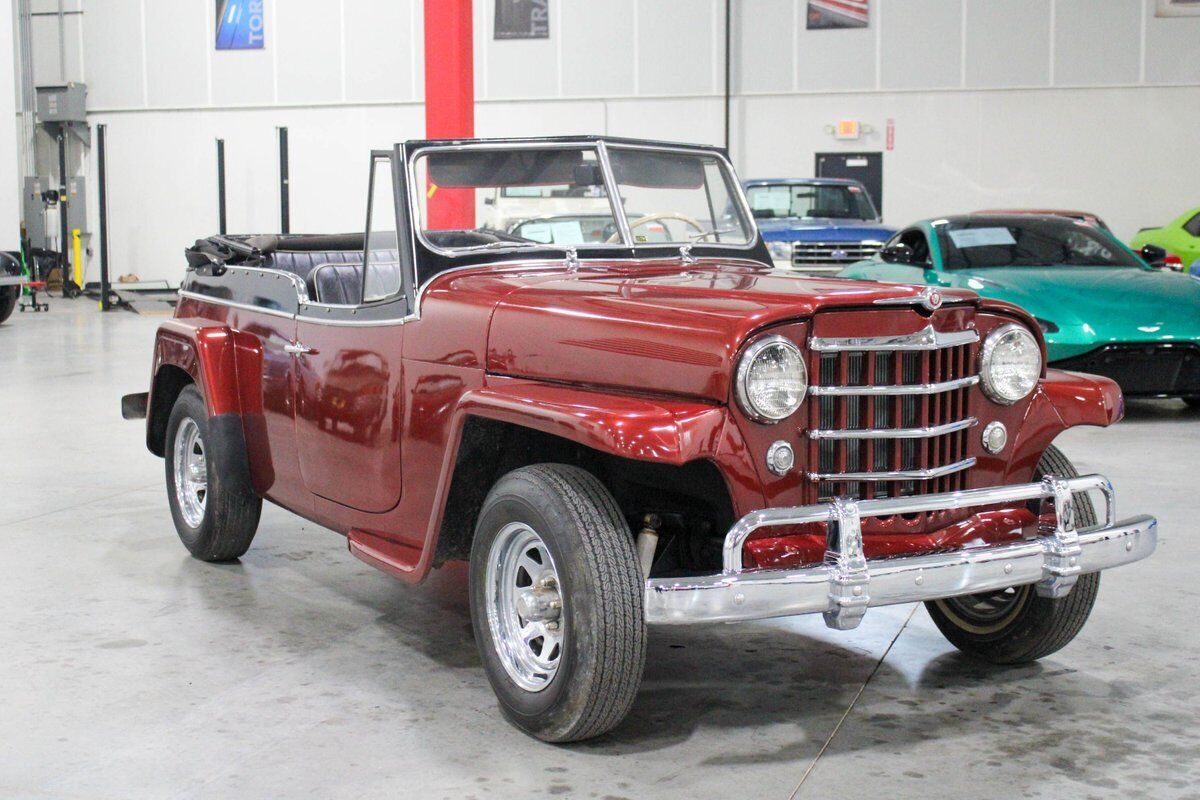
[{"left": 485, "top": 260, "right": 979, "bottom": 402}]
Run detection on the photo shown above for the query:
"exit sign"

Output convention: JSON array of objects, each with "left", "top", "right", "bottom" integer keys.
[{"left": 834, "top": 120, "right": 861, "bottom": 140}]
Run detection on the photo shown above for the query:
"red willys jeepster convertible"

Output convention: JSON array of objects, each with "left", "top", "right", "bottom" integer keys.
[{"left": 123, "top": 136, "right": 1157, "bottom": 742}]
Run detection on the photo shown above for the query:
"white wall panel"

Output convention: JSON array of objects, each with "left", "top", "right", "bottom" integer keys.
[
  {"left": 1144, "top": 1, "right": 1200, "bottom": 85},
  {"left": 80, "top": 0, "right": 142, "bottom": 107},
  {"left": 795, "top": 20, "right": 875, "bottom": 92},
  {"left": 30, "top": 14, "right": 83, "bottom": 86},
  {"left": 344, "top": 0, "right": 417, "bottom": 103},
  {"left": 144, "top": 0, "right": 207, "bottom": 108},
  {"left": 735, "top": 0, "right": 793, "bottom": 94},
  {"left": 879, "top": 0, "right": 963, "bottom": 89},
  {"left": 0, "top": 0, "right": 20, "bottom": 249},
  {"left": 561, "top": 0, "right": 636, "bottom": 97},
  {"left": 482, "top": 0, "right": 557, "bottom": 99},
  {"left": 1054, "top": 0, "right": 1141, "bottom": 85},
  {"left": 739, "top": 85, "right": 1200, "bottom": 243},
  {"left": 964, "top": 0, "right": 1050, "bottom": 88},
  {"left": 209, "top": 3, "right": 274, "bottom": 107},
  {"left": 276, "top": 0, "right": 341, "bottom": 104},
  {"left": 637, "top": 0, "right": 715, "bottom": 96},
  {"left": 606, "top": 97, "right": 724, "bottom": 145}
]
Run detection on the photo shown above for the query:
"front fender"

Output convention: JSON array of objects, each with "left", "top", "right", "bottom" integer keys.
[
  {"left": 1005, "top": 368, "right": 1122, "bottom": 483},
  {"left": 458, "top": 378, "right": 730, "bottom": 465}
]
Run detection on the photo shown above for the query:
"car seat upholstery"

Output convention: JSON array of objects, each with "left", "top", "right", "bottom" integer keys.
[
  {"left": 307, "top": 252, "right": 401, "bottom": 305},
  {"left": 261, "top": 249, "right": 364, "bottom": 282}
]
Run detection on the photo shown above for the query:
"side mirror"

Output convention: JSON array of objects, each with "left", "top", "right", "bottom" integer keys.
[
  {"left": 880, "top": 243, "right": 918, "bottom": 264},
  {"left": 1140, "top": 244, "right": 1167, "bottom": 264}
]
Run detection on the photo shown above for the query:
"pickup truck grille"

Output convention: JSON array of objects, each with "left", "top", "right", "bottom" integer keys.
[
  {"left": 792, "top": 240, "right": 883, "bottom": 268},
  {"left": 806, "top": 325, "right": 979, "bottom": 503}
]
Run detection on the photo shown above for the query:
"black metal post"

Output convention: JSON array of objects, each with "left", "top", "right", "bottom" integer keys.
[
  {"left": 216, "top": 138, "right": 227, "bottom": 235},
  {"left": 278, "top": 126, "right": 290, "bottom": 234},
  {"left": 97, "top": 124, "right": 112, "bottom": 311},
  {"left": 57, "top": 129, "right": 78, "bottom": 298},
  {"left": 723, "top": 0, "right": 732, "bottom": 157}
]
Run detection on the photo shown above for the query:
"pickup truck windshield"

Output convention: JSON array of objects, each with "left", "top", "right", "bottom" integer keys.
[
  {"left": 746, "top": 182, "right": 876, "bottom": 221},
  {"left": 936, "top": 217, "right": 1143, "bottom": 270},
  {"left": 411, "top": 145, "right": 752, "bottom": 251}
]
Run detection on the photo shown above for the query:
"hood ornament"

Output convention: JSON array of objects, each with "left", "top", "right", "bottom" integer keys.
[
  {"left": 679, "top": 244, "right": 697, "bottom": 266},
  {"left": 874, "top": 286, "right": 943, "bottom": 312}
]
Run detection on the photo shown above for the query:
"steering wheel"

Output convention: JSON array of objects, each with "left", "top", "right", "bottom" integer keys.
[{"left": 606, "top": 212, "right": 706, "bottom": 243}]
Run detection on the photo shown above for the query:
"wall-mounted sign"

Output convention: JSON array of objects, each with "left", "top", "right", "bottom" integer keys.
[
  {"left": 807, "top": 0, "right": 869, "bottom": 29},
  {"left": 495, "top": 0, "right": 549, "bottom": 40},
  {"left": 215, "top": 0, "right": 265, "bottom": 50}
]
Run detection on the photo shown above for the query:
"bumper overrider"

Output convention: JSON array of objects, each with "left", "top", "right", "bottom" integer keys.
[{"left": 644, "top": 475, "right": 1157, "bottom": 629}]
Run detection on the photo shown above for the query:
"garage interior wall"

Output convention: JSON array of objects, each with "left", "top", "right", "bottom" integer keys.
[{"left": 21, "top": 0, "right": 1200, "bottom": 286}]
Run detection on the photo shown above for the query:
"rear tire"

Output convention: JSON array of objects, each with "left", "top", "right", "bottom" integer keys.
[
  {"left": 164, "top": 385, "right": 262, "bottom": 561},
  {"left": 469, "top": 464, "right": 646, "bottom": 742},
  {"left": 924, "top": 444, "right": 1100, "bottom": 664}
]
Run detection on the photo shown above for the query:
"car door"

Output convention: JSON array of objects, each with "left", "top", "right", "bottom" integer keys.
[{"left": 292, "top": 152, "right": 409, "bottom": 513}]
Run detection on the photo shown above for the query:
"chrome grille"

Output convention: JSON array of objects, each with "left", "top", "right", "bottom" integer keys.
[
  {"left": 792, "top": 240, "right": 884, "bottom": 268},
  {"left": 807, "top": 324, "right": 978, "bottom": 502}
]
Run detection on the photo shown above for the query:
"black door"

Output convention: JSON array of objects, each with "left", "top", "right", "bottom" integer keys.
[{"left": 815, "top": 152, "right": 883, "bottom": 215}]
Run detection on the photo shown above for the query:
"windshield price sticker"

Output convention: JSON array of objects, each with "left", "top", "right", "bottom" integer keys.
[{"left": 949, "top": 227, "right": 1017, "bottom": 248}]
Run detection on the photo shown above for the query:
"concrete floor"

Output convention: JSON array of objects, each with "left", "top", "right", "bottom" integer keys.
[{"left": 2, "top": 298, "right": 1198, "bottom": 800}]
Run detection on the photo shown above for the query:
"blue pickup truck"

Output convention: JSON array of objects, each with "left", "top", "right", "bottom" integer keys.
[{"left": 743, "top": 178, "right": 897, "bottom": 274}]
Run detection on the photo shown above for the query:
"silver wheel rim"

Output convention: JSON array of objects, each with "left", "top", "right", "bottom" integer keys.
[
  {"left": 485, "top": 522, "right": 565, "bottom": 692},
  {"left": 173, "top": 417, "right": 208, "bottom": 528}
]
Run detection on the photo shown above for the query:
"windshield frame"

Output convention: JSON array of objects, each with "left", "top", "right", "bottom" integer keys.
[
  {"left": 405, "top": 138, "right": 760, "bottom": 258},
  {"left": 744, "top": 180, "right": 880, "bottom": 223}
]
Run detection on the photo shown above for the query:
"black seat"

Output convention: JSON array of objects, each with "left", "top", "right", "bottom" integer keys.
[
  {"left": 308, "top": 251, "right": 401, "bottom": 305},
  {"left": 261, "top": 249, "right": 363, "bottom": 281}
]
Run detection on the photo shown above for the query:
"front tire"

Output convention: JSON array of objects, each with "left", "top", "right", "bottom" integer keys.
[
  {"left": 469, "top": 464, "right": 646, "bottom": 742},
  {"left": 0, "top": 286, "right": 18, "bottom": 324},
  {"left": 164, "top": 385, "right": 262, "bottom": 561},
  {"left": 925, "top": 444, "right": 1100, "bottom": 664}
]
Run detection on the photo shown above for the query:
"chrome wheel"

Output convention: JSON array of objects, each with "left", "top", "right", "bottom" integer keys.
[
  {"left": 935, "top": 585, "right": 1032, "bottom": 635},
  {"left": 485, "top": 522, "right": 565, "bottom": 692},
  {"left": 172, "top": 417, "right": 208, "bottom": 528}
]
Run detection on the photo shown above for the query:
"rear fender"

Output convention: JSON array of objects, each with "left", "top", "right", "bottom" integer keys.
[{"left": 146, "top": 319, "right": 261, "bottom": 456}]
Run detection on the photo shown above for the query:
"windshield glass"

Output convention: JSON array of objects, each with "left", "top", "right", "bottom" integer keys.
[
  {"left": 606, "top": 148, "right": 752, "bottom": 245},
  {"left": 411, "top": 144, "right": 752, "bottom": 251},
  {"left": 936, "top": 217, "right": 1142, "bottom": 270},
  {"left": 745, "top": 182, "right": 876, "bottom": 221}
]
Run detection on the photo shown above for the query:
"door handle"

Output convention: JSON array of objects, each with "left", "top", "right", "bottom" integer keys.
[{"left": 284, "top": 342, "right": 316, "bottom": 355}]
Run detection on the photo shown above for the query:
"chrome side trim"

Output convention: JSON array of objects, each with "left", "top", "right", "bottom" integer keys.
[
  {"left": 177, "top": 290, "right": 296, "bottom": 321},
  {"left": 809, "top": 375, "right": 979, "bottom": 396},
  {"left": 810, "top": 324, "right": 979, "bottom": 352},
  {"left": 642, "top": 473, "right": 1157, "bottom": 628},
  {"left": 808, "top": 417, "right": 977, "bottom": 440},
  {"left": 808, "top": 456, "right": 976, "bottom": 483}
]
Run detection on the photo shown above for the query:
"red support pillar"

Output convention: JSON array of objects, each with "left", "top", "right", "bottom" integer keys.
[{"left": 424, "top": 0, "right": 475, "bottom": 230}]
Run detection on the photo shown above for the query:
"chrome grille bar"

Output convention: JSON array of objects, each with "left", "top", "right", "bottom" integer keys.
[
  {"left": 809, "top": 375, "right": 979, "bottom": 396},
  {"left": 808, "top": 456, "right": 977, "bottom": 483},
  {"left": 811, "top": 325, "right": 979, "bottom": 353},
  {"left": 808, "top": 417, "right": 977, "bottom": 440}
]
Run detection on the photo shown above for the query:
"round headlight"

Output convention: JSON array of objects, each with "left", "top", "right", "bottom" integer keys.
[
  {"left": 736, "top": 335, "right": 808, "bottom": 421},
  {"left": 980, "top": 323, "right": 1041, "bottom": 404}
]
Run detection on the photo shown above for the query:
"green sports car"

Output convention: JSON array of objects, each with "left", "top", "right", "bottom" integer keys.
[
  {"left": 1130, "top": 206, "right": 1200, "bottom": 272},
  {"left": 839, "top": 213, "right": 1200, "bottom": 403}
]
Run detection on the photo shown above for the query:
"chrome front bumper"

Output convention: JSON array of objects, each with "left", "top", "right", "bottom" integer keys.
[{"left": 644, "top": 475, "right": 1157, "bottom": 629}]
